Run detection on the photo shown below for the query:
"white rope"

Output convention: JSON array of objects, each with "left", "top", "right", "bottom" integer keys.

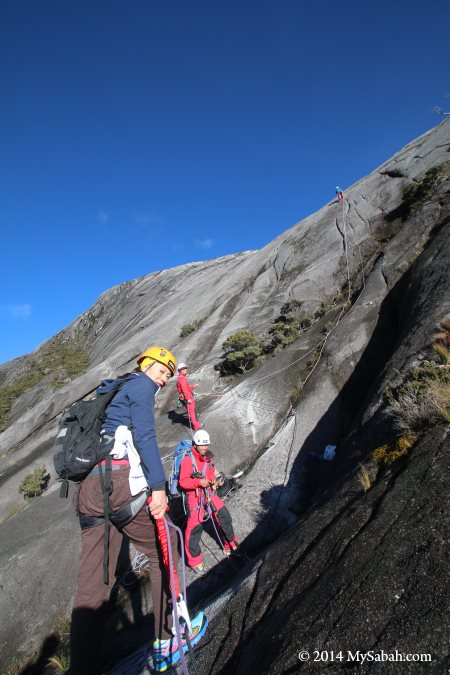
[
  {"left": 192, "top": 196, "right": 372, "bottom": 427},
  {"left": 342, "top": 197, "right": 352, "bottom": 303}
]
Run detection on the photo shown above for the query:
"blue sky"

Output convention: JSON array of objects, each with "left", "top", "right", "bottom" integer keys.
[{"left": 1, "top": 0, "right": 449, "bottom": 364}]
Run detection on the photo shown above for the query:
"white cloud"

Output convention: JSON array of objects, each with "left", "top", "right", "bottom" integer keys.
[
  {"left": 0, "top": 304, "right": 32, "bottom": 319},
  {"left": 194, "top": 238, "right": 214, "bottom": 250},
  {"left": 132, "top": 211, "right": 164, "bottom": 228},
  {"left": 97, "top": 210, "right": 109, "bottom": 224}
]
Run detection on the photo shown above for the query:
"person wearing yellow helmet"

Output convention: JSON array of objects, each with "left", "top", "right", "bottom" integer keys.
[
  {"left": 137, "top": 346, "right": 177, "bottom": 379},
  {"left": 70, "top": 345, "right": 197, "bottom": 674}
]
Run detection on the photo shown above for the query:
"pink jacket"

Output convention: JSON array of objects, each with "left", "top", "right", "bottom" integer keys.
[{"left": 177, "top": 372, "right": 195, "bottom": 401}]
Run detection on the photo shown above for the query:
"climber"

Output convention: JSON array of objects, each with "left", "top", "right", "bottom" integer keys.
[
  {"left": 336, "top": 186, "right": 344, "bottom": 202},
  {"left": 179, "top": 429, "right": 240, "bottom": 575},
  {"left": 69, "top": 346, "right": 206, "bottom": 674},
  {"left": 176, "top": 362, "right": 202, "bottom": 431}
]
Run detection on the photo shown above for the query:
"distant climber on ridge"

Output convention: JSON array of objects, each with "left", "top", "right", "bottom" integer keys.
[{"left": 336, "top": 186, "right": 344, "bottom": 202}]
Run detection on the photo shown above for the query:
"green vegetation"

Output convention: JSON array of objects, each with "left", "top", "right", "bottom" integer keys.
[
  {"left": 221, "top": 303, "right": 300, "bottom": 373},
  {"left": 221, "top": 330, "right": 263, "bottom": 374},
  {"left": 219, "top": 293, "right": 348, "bottom": 375},
  {"left": 220, "top": 301, "right": 312, "bottom": 374},
  {"left": 180, "top": 318, "right": 205, "bottom": 339},
  {"left": 0, "top": 336, "right": 89, "bottom": 432},
  {"left": 263, "top": 300, "right": 309, "bottom": 353},
  {"left": 0, "top": 369, "right": 42, "bottom": 431},
  {"left": 48, "top": 341, "right": 90, "bottom": 386},
  {"left": 266, "top": 321, "right": 300, "bottom": 350},
  {"left": 402, "top": 161, "right": 450, "bottom": 213},
  {"left": 388, "top": 161, "right": 450, "bottom": 221},
  {"left": 18, "top": 466, "right": 49, "bottom": 500},
  {"left": 279, "top": 299, "right": 303, "bottom": 317}
]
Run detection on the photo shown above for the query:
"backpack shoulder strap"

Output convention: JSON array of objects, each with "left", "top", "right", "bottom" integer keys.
[
  {"left": 184, "top": 448, "right": 198, "bottom": 474},
  {"left": 97, "top": 454, "right": 113, "bottom": 585}
]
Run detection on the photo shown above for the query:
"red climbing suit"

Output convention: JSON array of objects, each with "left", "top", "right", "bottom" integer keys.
[
  {"left": 177, "top": 371, "right": 201, "bottom": 431},
  {"left": 179, "top": 445, "right": 238, "bottom": 567}
]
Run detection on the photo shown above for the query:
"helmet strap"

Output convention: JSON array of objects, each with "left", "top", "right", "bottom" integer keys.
[{"left": 141, "top": 358, "right": 156, "bottom": 372}]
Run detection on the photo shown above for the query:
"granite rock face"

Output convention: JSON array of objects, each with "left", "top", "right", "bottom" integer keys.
[
  {"left": 0, "top": 118, "right": 449, "bottom": 671},
  {"left": 197, "top": 426, "right": 449, "bottom": 675}
]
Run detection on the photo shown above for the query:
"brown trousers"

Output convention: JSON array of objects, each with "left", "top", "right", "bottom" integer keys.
[{"left": 70, "top": 465, "right": 177, "bottom": 675}]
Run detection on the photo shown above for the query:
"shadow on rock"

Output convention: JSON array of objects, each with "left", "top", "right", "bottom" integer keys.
[
  {"left": 19, "top": 635, "right": 60, "bottom": 675},
  {"left": 167, "top": 409, "right": 193, "bottom": 430},
  {"left": 242, "top": 272, "right": 403, "bottom": 555}
]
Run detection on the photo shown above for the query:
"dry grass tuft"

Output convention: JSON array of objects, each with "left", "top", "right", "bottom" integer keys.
[
  {"left": 358, "top": 463, "right": 372, "bottom": 491},
  {"left": 387, "top": 361, "right": 450, "bottom": 433},
  {"left": 432, "top": 342, "right": 450, "bottom": 365},
  {"left": 371, "top": 435, "right": 416, "bottom": 463},
  {"left": 47, "top": 654, "right": 70, "bottom": 674},
  {"left": 428, "top": 379, "right": 450, "bottom": 423}
]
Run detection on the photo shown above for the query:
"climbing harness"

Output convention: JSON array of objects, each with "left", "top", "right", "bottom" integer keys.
[
  {"left": 148, "top": 496, "right": 204, "bottom": 675},
  {"left": 112, "top": 515, "right": 205, "bottom": 675}
]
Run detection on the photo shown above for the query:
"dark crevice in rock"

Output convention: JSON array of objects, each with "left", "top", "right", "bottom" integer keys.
[
  {"left": 379, "top": 169, "right": 406, "bottom": 178},
  {"left": 380, "top": 265, "right": 389, "bottom": 287},
  {"left": 335, "top": 218, "right": 346, "bottom": 252},
  {"left": 240, "top": 564, "right": 264, "bottom": 638}
]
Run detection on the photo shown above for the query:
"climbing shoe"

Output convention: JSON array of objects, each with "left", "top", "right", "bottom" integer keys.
[
  {"left": 225, "top": 539, "right": 250, "bottom": 559},
  {"left": 223, "top": 541, "right": 241, "bottom": 557},
  {"left": 152, "top": 611, "right": 209, "bottom": 672},
  {"left": 224, "top": 548, "right": 243, "bottom": 557},
  {"left": 191, "top": 563, "right": 207, "bottom": 575}
]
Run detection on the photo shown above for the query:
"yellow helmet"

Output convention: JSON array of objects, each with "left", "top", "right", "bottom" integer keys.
[{"left": 137, "top": 346, "right": 176, "bottom": 376}]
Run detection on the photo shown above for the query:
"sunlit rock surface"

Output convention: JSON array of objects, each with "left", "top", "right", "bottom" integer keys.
[{"left": 0, "top": 118, "right": 449, "bottom": 671}]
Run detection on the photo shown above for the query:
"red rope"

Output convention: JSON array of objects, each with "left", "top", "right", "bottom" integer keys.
[{"left": 154, "top": 511, "right": 180, "bottom": 598}]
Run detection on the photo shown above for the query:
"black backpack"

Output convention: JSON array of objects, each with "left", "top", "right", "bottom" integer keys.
[{"left": 53, "top": 380, "right": 125, "bottom": 498}]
